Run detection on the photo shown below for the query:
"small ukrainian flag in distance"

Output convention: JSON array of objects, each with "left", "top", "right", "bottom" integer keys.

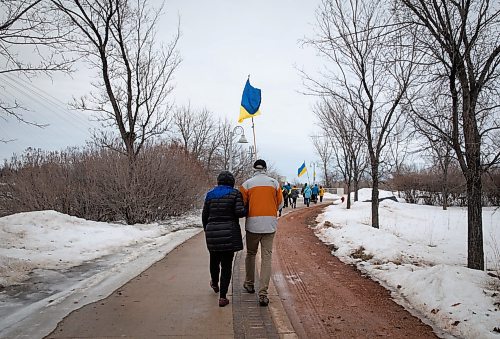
[
  {"left": 238, "top": 79, "right": 262, "bottom": 123},
  {"left": 297, "top": 162, "right": 307, "bottom": 177}
]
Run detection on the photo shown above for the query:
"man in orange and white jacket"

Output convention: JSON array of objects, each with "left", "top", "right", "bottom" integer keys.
[{"left": 239, "top": 159, "right": 283, "bottom": 306}]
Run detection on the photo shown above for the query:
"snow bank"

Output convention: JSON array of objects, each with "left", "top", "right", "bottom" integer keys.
[
  {"left": 0, "top": 210, "right": 201, "bottom": 287},
  {"left": 315, "top": 188, "right": 500, "bottom": 339},
  {"left": 0, "top": 210, "right": 202, "bottom": 338}
]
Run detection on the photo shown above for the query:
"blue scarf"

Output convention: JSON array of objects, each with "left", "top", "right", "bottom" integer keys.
[{"left": 205, "top": 185, "right": 234, "bottom": 201}]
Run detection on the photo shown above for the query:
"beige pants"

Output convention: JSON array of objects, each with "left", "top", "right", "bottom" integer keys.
[{"left": 245, "top": 231, "right": 275, "bottom": 296}]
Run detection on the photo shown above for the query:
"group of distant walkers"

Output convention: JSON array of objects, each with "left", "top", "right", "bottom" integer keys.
[
  {"left": 201, "top": 159, "right": 326, "bottom": 309},
  {"left": 280, "top": 182, "right": 325, "bottom": 213}
]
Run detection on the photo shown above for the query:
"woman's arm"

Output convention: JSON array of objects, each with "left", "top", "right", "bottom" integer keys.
[
  {"left": 234, "top": 190, "right": 247, "bottom": 218},
  {"left": 202, "top": 199, "right": 209, "bottom": 230}
]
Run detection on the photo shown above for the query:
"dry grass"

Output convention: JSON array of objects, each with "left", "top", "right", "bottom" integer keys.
[{"left": 350, "top": 246, "right": 374, "bottom": 261}]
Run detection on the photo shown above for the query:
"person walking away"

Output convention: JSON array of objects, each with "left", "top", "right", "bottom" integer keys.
[
  {"left": 290, "top": 186, "right": 299, "bottom": 208},
  {"left": 282, "top": 186, "right": 289, "bottom": 208},
  {"left": 319, "top": 186, "right": 325, "bottom": 203},
  {"left": 239, "top": 159, "right": 283, "bottom": 307},
  {"left": 283, "top": 182, "right": 292, "bottom": 206},
  {"left": 303, "top": 183, "right": 312, "bottom": 207},
  {"left": 202, "top": 171, "right": 246, "bottom": 307},
  {"left": 311, "top": 184, "right": 319, "bottom": 204}
]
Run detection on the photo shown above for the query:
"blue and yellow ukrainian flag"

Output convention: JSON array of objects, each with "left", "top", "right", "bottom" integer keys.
[
  {"left": 297, "top": 162, "right": 307, "bottom": 177},
  {"left": 238, "top": 79, "right": 261, "bottom": 123}
]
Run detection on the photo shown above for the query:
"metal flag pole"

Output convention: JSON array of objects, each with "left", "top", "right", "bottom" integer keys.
[
  {"left": 251, "top": 117, "right": 257, "bottom": 161},
  {"left": 312, "top": 162, "right": 316, "bottom": 184},
  {"left": 306, "top": 161, "right": 311, "bottom": 184}
]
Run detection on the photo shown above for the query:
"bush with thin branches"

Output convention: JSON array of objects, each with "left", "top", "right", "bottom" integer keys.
[{"left": 0, "top": 143, "right": 210, "bottom": 223}]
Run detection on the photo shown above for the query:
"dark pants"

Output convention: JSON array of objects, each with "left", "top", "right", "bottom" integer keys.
[
  {"left": 304, "top": 197, "right": 310, "bottom": 207},
  {"left": 320, "top": 195, "right": 323, "bottom": 202},
  {"left": 209, "top": 250, "right": 234, "bottom": 298},
  {"left": 291, "top": 197, "right": 297, "bottom": 208}
]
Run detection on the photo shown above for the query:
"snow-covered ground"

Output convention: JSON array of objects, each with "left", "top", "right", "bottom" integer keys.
[
  {"left": 315, "top": 188, "right": 500, "bottom": 339},
  {"left": 1, "top": 188, "right": 499, "bottom": 338},
  {"left": 0, "top": 210, "right": 202, "bottom": 338}
]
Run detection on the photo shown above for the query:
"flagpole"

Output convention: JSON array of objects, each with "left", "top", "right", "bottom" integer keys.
[
  {"left": 251, "top": 117, "right": 257, "bottom": 161},
  {"left": 306, "top": 161, "right": 311, "bottom": 184}
]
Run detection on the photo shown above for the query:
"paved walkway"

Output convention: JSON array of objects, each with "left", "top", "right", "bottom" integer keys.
[{"left": 46, "top": 220, "right": 297, "bottom": 338}]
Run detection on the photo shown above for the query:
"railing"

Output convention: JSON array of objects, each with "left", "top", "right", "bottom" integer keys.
[{"left": 324, "top": 187, "right": 344, "bottom": 196}]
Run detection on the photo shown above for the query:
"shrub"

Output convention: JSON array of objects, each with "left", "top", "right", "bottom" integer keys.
[{"left": 0, "top": 143, "right": 210, "bottom": 223}]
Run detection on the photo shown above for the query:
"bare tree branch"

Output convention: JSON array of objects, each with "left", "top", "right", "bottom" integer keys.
[
  {"left": 399, "top": 0, "right": 500, "bottom": 270},
  {"left": 304, "top": 0, "right": 418, "bottom": 227},
  {"left": 0, "top": 0, "right": 73, "bottom": 126}
]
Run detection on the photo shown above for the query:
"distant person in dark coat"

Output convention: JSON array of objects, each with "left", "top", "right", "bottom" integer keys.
[
  {"left": 290, "top": 186, "right": 299, "bottom": 208},
  {"left": 202, "top": 171, "right": 246, "bottom": 307},
  {"left": 282, "top": 186, "right": 289, "bottom": 208},
  {"left": 311, "top": 184, "right": 319, "bottom": 203}
]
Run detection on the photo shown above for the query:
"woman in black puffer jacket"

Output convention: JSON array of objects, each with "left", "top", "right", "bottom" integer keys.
[{"left": 202, "top": 171, "right": 246, "bottom": 307}]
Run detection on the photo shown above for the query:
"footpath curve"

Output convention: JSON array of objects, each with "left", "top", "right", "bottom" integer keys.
[
  {"left": 45, "top": 203, "right": 439, "bottom": 338},
  {"left": 272, "top": 203, "right": 438, "bottom": 338}
]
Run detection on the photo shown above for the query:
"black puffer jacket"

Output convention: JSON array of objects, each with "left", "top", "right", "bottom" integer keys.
[{"left": 202, "top": 172, "right": 246, "bottom": 252}]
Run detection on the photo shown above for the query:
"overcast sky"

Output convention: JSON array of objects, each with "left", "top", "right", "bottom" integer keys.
[{"left": 1, "top": 0, "right": 324, "bottom": 183}]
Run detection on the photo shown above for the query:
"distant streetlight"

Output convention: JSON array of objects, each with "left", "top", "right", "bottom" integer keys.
[
  {"left": 229, "top": 125, "right": 248, "bottom": 172},
  {"left": 310, "top": 161, "right": 320, "bottom": 184}
]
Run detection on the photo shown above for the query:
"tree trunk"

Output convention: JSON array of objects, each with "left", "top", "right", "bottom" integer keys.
[
  {"left": 442, "top": 163, "right": 449, "bottom": 210},
  {"left": 125, "top": 150, "right": 137, "bottom": 225},
  {"left": 441, "top": 154, "right": 449, "bottom": 210},
  {"left": 466, "top": 171, "right": 484, "bottom": 270},
  {"left": 442, "top": 185, "right": 448, "bottom": 210},
  {"left": 371, "top": 165, "right": 379, "bottom": 229},
  {"left": 346, "top": 183, "right": 351, "bottom": 209},
  {"left": 324, "top": 164, "right": 330, "bottom": 187},
  {"left": 353, "top": 176, "right": 359, "bottom": 202}
]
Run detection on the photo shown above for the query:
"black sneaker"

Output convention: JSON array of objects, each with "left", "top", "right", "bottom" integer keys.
[
  {"left": 259, "top": 295, "right": 269, "bottom": 307},
  {"left": 219, "top": 297, "right": 229, "bottom": 307},
  {"left": 243, "top": 283, "right": 255, "bottom": 294},
  {"left": 210, "top": 280, "right": 219, "bottom": 293}
]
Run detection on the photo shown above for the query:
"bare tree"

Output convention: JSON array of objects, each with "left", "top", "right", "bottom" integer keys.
[
  {"left": 203, "top": 118, "right": 224, "bottom": 175},
  {"left": 216, "top": 121, "right": 253, "bottom": 181},
  {"left": 407, "top": 90, "right": 455, "bottom": 210},
  {"left": 50, "top": 0, "right": 180, "bottom": 224},
  {"left": 303, "top": 0, "right": 418, "bottom": 227},
  {"left": 0, "top": 0, "right": 71, "bottom": 129},
  {"left": 311, "top": 133, "right": 333, "bottom": 187},
  {"left": 316, "top": 99, "right": 355, "bottom": 208},
  {"left": 172, "top": 108, "right": 254, "bottom": 180},
  {"left": 52, "top": 0, "right": 181, "bottom": 164},
  {"left": 386, "top": 119, "right": 413, "bottom": 177},
  {"left": 170, "top": 109, "right": 252, "bottom": 178},
  {"left": 314, "top": 97, "right": 367, "bottom": 208},
  {"left": 399, "top": 0, "right": 500, "bottom": 270},
  {"left": 172, "top": 105, "right": 216, "bottom": 161}
]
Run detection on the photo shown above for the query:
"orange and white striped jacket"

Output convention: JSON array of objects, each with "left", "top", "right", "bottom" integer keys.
[{"left": 239, "top": 170, "right": 283, "bottom": 233}]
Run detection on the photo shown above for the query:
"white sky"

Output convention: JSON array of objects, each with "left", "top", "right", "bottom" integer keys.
[
  {"left": 0, "top": 0, "right": 323, "bottom": 182},
  {"left": 1, "top": 191, "right": 499, "bottom": 338}
]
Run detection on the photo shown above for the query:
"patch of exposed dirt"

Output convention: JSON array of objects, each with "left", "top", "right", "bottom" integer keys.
[{"left": 273, "top": 204, "right": 438, "bottom": 338}]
